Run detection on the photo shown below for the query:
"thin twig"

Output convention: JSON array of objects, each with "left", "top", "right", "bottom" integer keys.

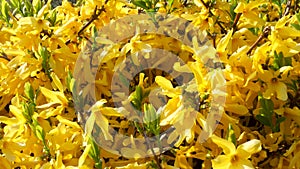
[
  {"left": 247, "top": 26, "right": 271, "bottom": 55},
  {"left": 77, "top": 6, "right": 105, "bottom": 36},
  {"left": 66, "top": 1, "right": 107, "bottom": 45},
  {"left": 232, "top": 13, "right": 242, "bottom": 33},
  {"left": 0, "top": 52, "right": 10, "bottom": 61},
  {"left": 142, "top": 131, "right": 163, "bottom": 169},
  {"left": 283, "top": 0, "right": 292, "bottom": 16},
  {"left": 199, "top": 0, "right": 227, "bottom": 34}
]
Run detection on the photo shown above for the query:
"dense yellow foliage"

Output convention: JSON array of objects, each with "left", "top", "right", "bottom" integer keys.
[{"left": 0, "top": 0, "right": 300, "bottom": 168}]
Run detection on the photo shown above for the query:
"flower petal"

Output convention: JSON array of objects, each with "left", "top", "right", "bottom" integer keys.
[
  {"left": 236, "top": 139, "right": 261, "bottom": 159},
  {"left": 212, "top": 155, "right": 231, "bottom": 169},
  {"left": 274, "top": 82, "right": 287, "bottom": 101},
  {"left": 210, "top": 135, "right": 236, "bottom": 155}
]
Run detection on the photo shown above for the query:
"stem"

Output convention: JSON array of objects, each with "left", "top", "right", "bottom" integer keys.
[
  {"left": 283, "top": 0, "right": 292, "bottom": 16},
  {"left": 232, "top": 13, "right": 242, "bottom": 33},
  {"left": 131, "top": 95, "right": 162, "bottom": 169},
  {"left": 247, "top": 26, "right": 271, "bottom": 55},
  {"left": 66, "top": 0, "right": 108, "bottom": 45},
  {"left": 199, "top": 0, "right": 227, "bottom": 34},
  {"left": 143, "top": 131, "right": 163, "bottom": 169},
  {"left": 133, "top": 116, "right": 162, "bottom": 169},
  {"left": 42, "top": 139, "right": 52, "bottom": 159}
]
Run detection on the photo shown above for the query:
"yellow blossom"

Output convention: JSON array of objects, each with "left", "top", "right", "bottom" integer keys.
[
  {"left": 258, "top": 66, "right": 293, "bottom": 101},
  {"left": 211, "top": 135, "right": 262, "bottom": 169}
]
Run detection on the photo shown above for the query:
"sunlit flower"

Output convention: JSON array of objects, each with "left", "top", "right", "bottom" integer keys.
[
  {"left": 258, "top": 65, "right": 292, "bottom": 101},
  {"left": 211, "top": 135, "right": 262, "bottom": 169}
]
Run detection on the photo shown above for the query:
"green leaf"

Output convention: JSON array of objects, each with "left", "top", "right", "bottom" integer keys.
[
  {"left": 35, "top": 124, "right": 45, "bottom": 141},
  {"left": 132, "top": 0, "right": 149, "bottom": 9},
  {"left": 291, "top": 23, "right": 300, "bottom": 30},
  {"left": 256, "top": 114, "right": 272, "bottom": 127},
  {"left": 167, "top": 0, "right": 174, "bottom": 8},
  {"left": 22, "top": 103, "right": 30, "bottom": 122},
  {"left": 38, "top": 44, "right": 51, "bottom": 78},
  {"left": 144, "top": 103, "right": 156, "bottom": 123},
  {"left": 24, "top": 82, "right": 35, "bottom": 102},
  {"left": 88, "top": 136, "right": 102, "bottom": 169},
  {"left": 226, "top": 123, "right": 236, "bottom": 146},
  {"left": 271, "top": 51, "right": 292, "bottom": 70},
  {"left": 24, "top": 0, "right": 33, "bottom": 16},
  {"left": 259, "top": 95, "right": 274, "bottom": 115},
  {"left": 33, "top": 0, "right": 42, "bottom": 15},
  {"left": 135, "top": 86, "right": 143, "bottom": 102},
  {"left": 273, "top": 116, "right": 285, "bottom": 132},
  {"left": 296, "top": 13, "right": 300, "bottom": 23},
  {"left": 66, "top": 71, "right": 75, "bottom": 93},
  {"left": 1, "top": 0, "right": 9, "bottom": 22}
]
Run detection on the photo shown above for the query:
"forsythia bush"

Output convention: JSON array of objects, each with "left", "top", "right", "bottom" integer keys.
[{"left": 0, "top": 0, "right": 300, "bottom": 168}]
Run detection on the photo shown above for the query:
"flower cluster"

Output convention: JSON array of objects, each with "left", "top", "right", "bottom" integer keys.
[{"left": 0, "top": 0, "right": 300, "bottom": 168}]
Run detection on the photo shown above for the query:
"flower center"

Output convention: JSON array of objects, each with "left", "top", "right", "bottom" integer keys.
[
  {"left": 230, "top": 154, "right": 240, "bottom": 164},
  {"left": 271, "top": 77, "right": 278, "bottom": 83}
]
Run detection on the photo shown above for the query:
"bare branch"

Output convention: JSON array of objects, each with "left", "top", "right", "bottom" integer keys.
[
  {"left": 247, "top": 26, "right": 271, "bottom": 55},
  {"left": 66, "top": 0, "right": 108, "bottom": 45},
  {"left": 232, "top": 13, "right": 242, "bottom": 33},
  {"left": 0, "top": 52, "right": 10, "bottom": 61}
]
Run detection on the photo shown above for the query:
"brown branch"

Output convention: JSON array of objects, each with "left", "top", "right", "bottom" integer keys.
[
  {"left": 199, "top": 0, "right": 227, "bottom": 34},
  {"left": 247, "top": 26, "right": 271, "bottom": 55},
  {"left": 232, "top": 13, "right": 242, "bottom": 33},
  {"left": 77, "top": 6, "right": 105, "bottom": 36},
  {"left": 0, "top": 52, "right": 10, "bottom": 61},
  {"left": 283, "top": 0, "right": 292, "bottom": 16},
  {"left": 66, "top": 1, "right": 107, "bottom": 45}
]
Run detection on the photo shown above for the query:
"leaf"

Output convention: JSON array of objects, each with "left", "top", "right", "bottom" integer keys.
[
  {"left": 24, "top": 82, "right": 34, "bottom": 102},
  {"left": 132, "top": 0, "right": 149, "bottom": 9},
  {"left": 226, "top": 123, "right": 236, "bottom": 146},
  {"left": 291, "top": 23, "right": 300, "bottom": 30},
  {"left": 273, "top": 116, "right": 286, "bottom": 132},
  {"left": 167, "top": 0, "right": 174, "bottom": 9},
  {"left": 259, "top": 95, "right": 274, "bottom": 115},
  {"left": 1, "top": 0, "right": 9, "bottom": 22},
  {"left": 35, "top": 125, "right": 45, "bottom": 141},
  {"left": 256, "top": 114, "right": 272, "bottom": 127},
  {"left": 66, "top": 71, "right": 74, "bottom": 92}
]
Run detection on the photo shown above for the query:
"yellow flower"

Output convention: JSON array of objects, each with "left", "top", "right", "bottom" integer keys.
[
  {"left": 234, "top": 0, "right": 267, "bottom": 27},
  {"left": 211, "top": 135, "right": 261, "bottom": 169},
  {"left": 258, "top": 66, "right": 292, "bottom": 101},
  {"left": 121, "top": 26, "right": 152, "bottom": 65},
  {"left": 0, "top": 156, "right": 11, "bottom": 169}
]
